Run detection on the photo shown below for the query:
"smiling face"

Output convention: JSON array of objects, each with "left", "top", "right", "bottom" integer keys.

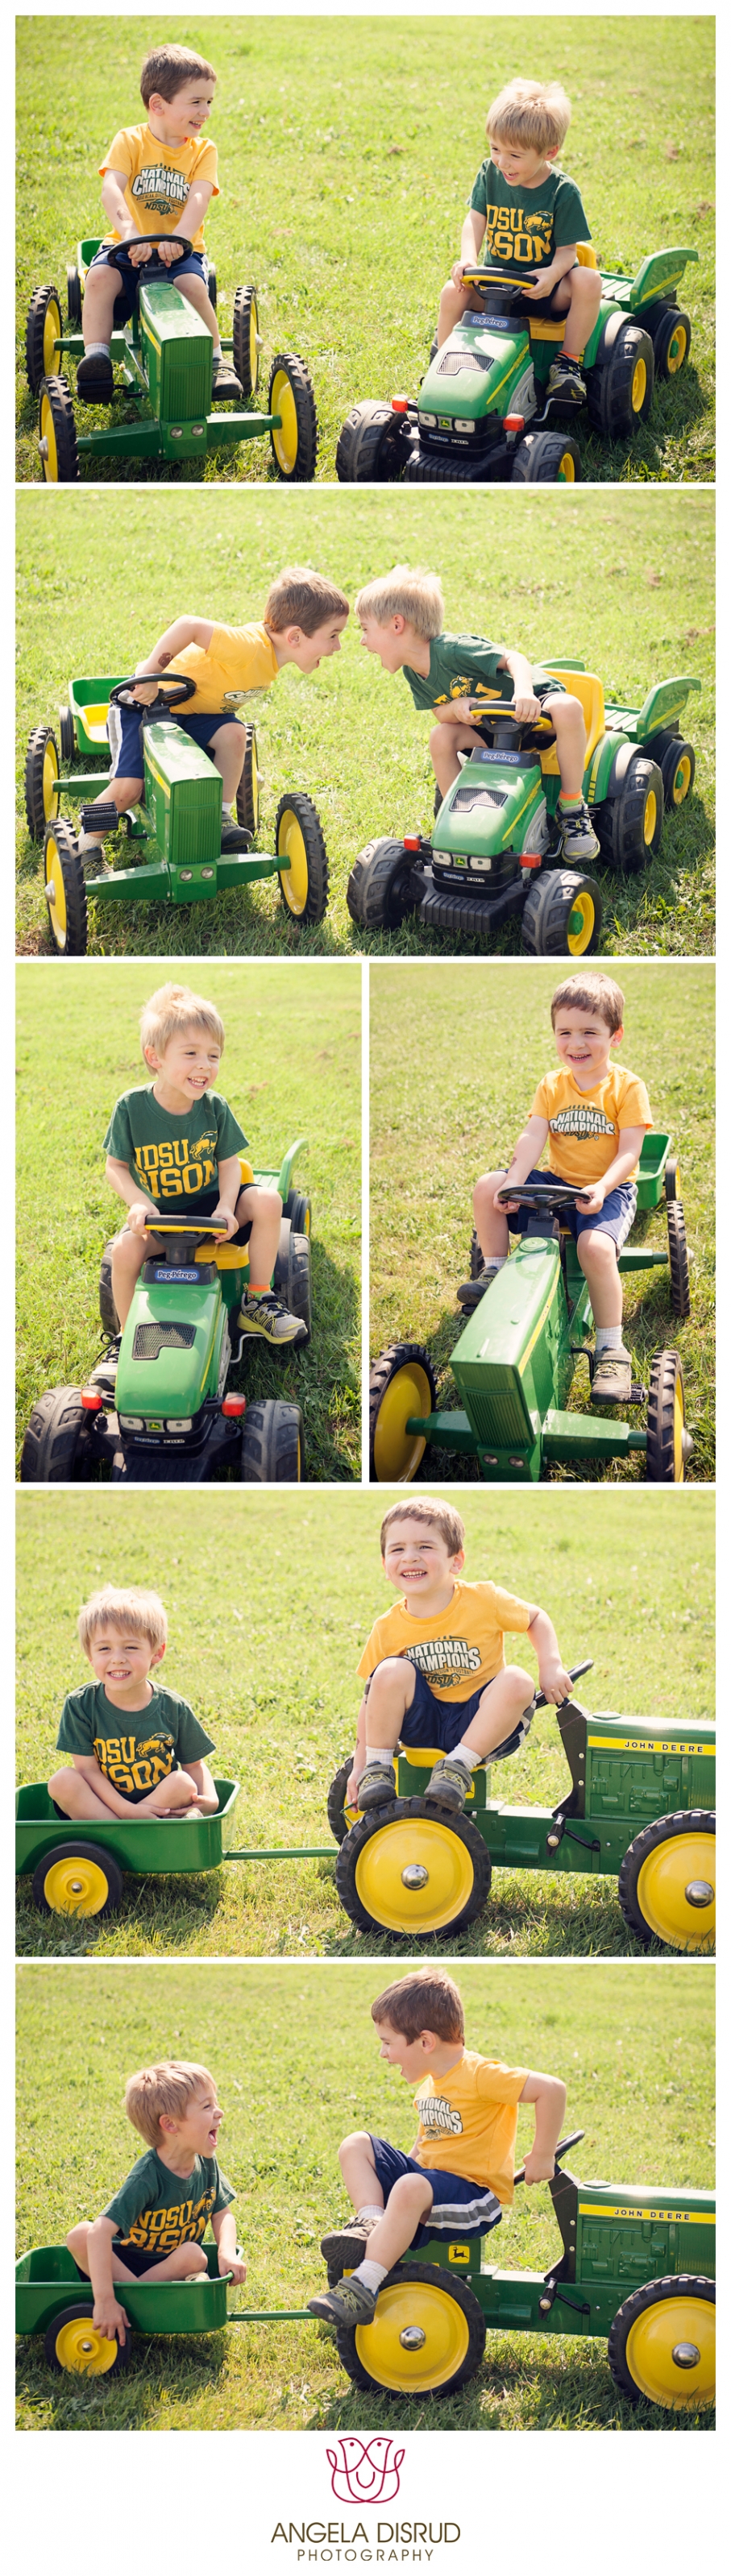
[
  {"left": 381, "top": 1516, "right": 465, "bottom": 1605},
  {"left": 160, "top": 2080, "right": 223, "bottom": 2169},
  {"left": 145, "top": 1023, "right": 222, "bottom": 1110},
  {"left": 149, "top": 77, "right": 217, "bottom": 142},
  {"left": 489, "top": 134, "right": 554, "bottom": 189},
  {"left": 85, "top": 1623, "right": 164, "bottom": 1703},
  {"left": 553, "top": 1004, "right": 621, "bottom": 1089}
]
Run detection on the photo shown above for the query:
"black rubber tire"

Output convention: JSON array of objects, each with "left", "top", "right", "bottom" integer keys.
[
  {"left": 664, "top": 1155, "right": 679, "bottom": 1204},
  {"left": 25, "top": 724, "right": 60, "bottom": 840},
  {"left": 275, "top": 790, "right": 329, "bottom": 924},
  {"left": 335, "top": 400, "right": 405, "bottom": 483},
  {"left": 335, "top": 1798, "right": 492, "bottom": 1939},
  {"left": 469, "top": 1229, "right": 484, "bottom": 1280},
  {"left": 646, "top": 1349, "right": 687, "bottom": 1483},
  {"left": 347, "top": 838, "right": 418, "bottom": 931},
  {"left": 402, "top": 446, "right": 480, "bottom": 484},
  {"left": 273, "top": 1224, "right": 312, "bottom": 1342},
  {"left": 43, "top": 818, "right": 88, "bottom": 955},
  {"left": 206, "top": 260, "right": 217, "bottom": 315},
  {"left": 59, "top": 705, "right": 76, "bottom": 762},
  {"left": 32, "top": 1841, "right": 125, "bottom": 1919},
  {"left": 236, "top": 724, "right": 260, "bottom": 838},
  {"left": 334, "top": 2262, "right": 487, "bottom": 2399},
  {"left": 99, "top": 1242, "right": 119, "bottom": 1338},
  {"left": 19, "top": 1387, "right": 92, "bottom": 1483},
  {"left": 239, "top": 1400, "right": 305, "bottom": 1482},
  {"left": 510, "top": 430, "right": 581, "bottom": 483},
  {"left": 646, "top": 731, "right": 696, "bottom": 814},
  {"left": 644, "top": 305, "right": 692, "bottom": 382},
  {"left": 369, "top": 1341, "right": 438, "bottom": 1483},
  {"left": 268, "top": 353, "right": 318, "bottom": 480},
  {"left": 521, "top": 867, "right": 602, "bottom": 956},
  {"left": 66, "top": 264, "right": 81, "bottom": 326},
  {"left": 586, "top": 321, "right": 654, "bottom": 438},
  {"left": 667, "top": 1200, "right": 691, "bottom": 1319},
  {"left": 284, "top": 1188, "right": 312, "bottom": 1238},
  {"left": 232, "top": 284, "right": 259, "bottom": 399},
  {"left": 327, "top": 1761, "right": 355, "bottom": 1845},
  {"left": 608, "top": 2276, "right": 714, "bottom": 2410},
  {"left": 617, "top": 1811, "right": 715, "bottom": 1951},
  {"left": 26, "top": 284, "right": 63, "bottom": 393},
  {"left": 37, "top": 374, "right": 79, "bottom": 482},
  {"left": 596, "top": 754, "right": 664, "bottom": 873},
  {"left": 44, "top": 2301, "right": 131, "bottom": 2376}
]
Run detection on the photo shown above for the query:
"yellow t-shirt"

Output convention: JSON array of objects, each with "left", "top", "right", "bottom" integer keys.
[
  {"left": 413, "top": 2051, "right": 528, "bottom": 2200},
  {"left": 531, "top": 1063, "right": 652, "bottom": 1187},
  {"left": 101, "top": 125, "right": 219, "bottom": 251},
  {"left": 172, "top": 623, "right": 280, "bottom": 715},
  {"left": 358, "top": 1578, "right": 534, "bottom": 1704}
]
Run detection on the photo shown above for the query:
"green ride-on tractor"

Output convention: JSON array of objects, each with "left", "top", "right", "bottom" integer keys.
[
  {"left": 370, "top": 1137, "right": 694, "bottom": 1484},
  {"left": 20, "top": 1143, "right": 314, "bottom": 1484},
  {"left": 24, "top": 672, "right": 329, "bottom": 954},
  {"left": 326, "top": 1661, "right": 716, "bottom": 1950},
  {"left": 26, "top": 240, "right": 318, "bottom": 480},
  {"left": 336, "top": 246, "right": 699, "bottom": 485},
  {"left": 347, "top": 667, "right": 701, "bottom": 952}
]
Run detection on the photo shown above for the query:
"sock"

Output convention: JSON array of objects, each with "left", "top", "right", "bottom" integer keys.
[
  {"left": 222, "top": 800, "right": 233, "bottom": 818},
  {"left": 561, "top": 352, "right": 582, "bottom": 367},
  {"left": 351, "top": 2259, "right": 388, "bottom": 2293},
  {"left": 595, "top": 1325, "right": 622, "bottom": 1351},
  {"left": 559, "top": 791, "right": 583, "bottom": 811},
  {"left": 212, "top": 346, "right": 223, "bottom": 364},
  {"left": 356, "top": 2205, "right": 384, "bottom": 2224},
  {"left": 247, "top": 1282, "right": 272, "bottom": 1300},
  {"left": 481, "top": 1254, "right": 507, "bottom": 1274},
  {"left": 451, "top": 1744, "right": 479, "bottom": 1773},
  {"left": 364, "top": 1744, "right": 395, "bottom": 1769},
  {"left": 77, "top": 825, "right": 104, "bottom": 852},
  {"left": 85, "top": 340, "right": 110, "bottom": 359}
]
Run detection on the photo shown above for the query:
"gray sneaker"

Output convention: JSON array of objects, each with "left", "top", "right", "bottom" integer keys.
[
  {"left": 307, "top": 2275, "right": 378, "bottom": 2327},
  {"left": 237, "top": 1288, "right": 307, "bottom": 1346},
  {"left": 424, "top": 1756, "right": 472, "bottom": 1811},
  {"left": 545, "top": 354, "right": 586, "bottom": 407},
  {"left": 321, "top": 2217, "right": 382, "bottom": 2267},
  {"left": 592, "top": 1345, "right": 633, "bottom": 1404},
  {"left": 558, "top": 801, "right": 600, "bottom": 863},
  {"left": 356, "top": 1760, "right": 397, "bottom": 1811}
]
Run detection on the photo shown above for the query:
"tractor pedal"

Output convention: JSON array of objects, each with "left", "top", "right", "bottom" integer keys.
[
  {"left": 629, "top": 1381, "right": 648, "bottom": 1406},
  {"left": 81, "top": 802, "right": 118, "bottom": 834}
]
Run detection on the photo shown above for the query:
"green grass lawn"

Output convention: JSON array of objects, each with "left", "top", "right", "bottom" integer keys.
[
  {"left": 15, "top": 1485, "right": 714, "bottom": 1959},
  {"left": 15, "top": 960, "right": 360, "bottom": 1479},
  {"left": 15, "top": 16, "right": 714, "bottom": 483},
  {"left": 16, "top": 486, "right": 714, "bottom": 957},
  {"left": 369, "top": 959, "right": 714, "bottom": 1479},
  {"left": 15, "top": 1958, "right": 715, "bottom": 2430}
]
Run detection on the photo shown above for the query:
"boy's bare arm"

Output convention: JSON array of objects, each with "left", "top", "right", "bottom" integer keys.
[
  {"left": 525, "top": 1607, "right": 573, "bottom": 1704},
  {"left": 212, "top": 2207, "right": 247, "bottom": 2283},
  {"left": 105, "top": 1155, "right": 160, "bottom": 1230},
  {"left": 451, "top": 205, "right": 487, "bottom": 288},
  {"left": 209, "top": 1151, "right": 245, "bottom": 1235},
  {"left": 574, "top": 1125, "right": 647, "bottom": 1216},
  {"left": 129, "top": 616, "right": 215, "bottom": 700},
  {"left": 100, "top": 169, "right": 144, "bottom": 244},
  {"left": 496, "top": 1114, "right": 550, "bottom": 1208},
  {"left": 518, "top": 2069, "right": 567, "bottom": 2181},
  {"left": 184, "top": 1759, "right": 218, "bottom": 1814},
  {"left": 155, "top": 180, "right": 214, "bottom": 268},
  {"left": 523, "top": 243, "right": 580, "bottom": 301},
  {"left": 500, "top": 649, "right": 541, "bottom": 723},
  {"left": 86, "top": 2215, "right": 129, "bottom": 2342}
]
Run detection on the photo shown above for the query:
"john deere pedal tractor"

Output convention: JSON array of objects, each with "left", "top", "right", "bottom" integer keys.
[
  {"left": 336, "top": 246, "right": 698, "bottom": 485},
  {"left": 369, "top": 1143, "right": 694, "bottom": 1484},
  {"left": 326, "top": 1660, "right": 715, "bottom": 1949},
  {"left": 20, "top": 1146, "right": 312, "bottom": 1484},
  {"left": 24, "top": 672, "right": 329, "bottom": 952},
  {"left": 26, "top": 242, "right": 318, "bottom": 480},
  {"left": 318, "top": 2132, "right": 715, "bottom": 2412},
  {"left": 347, "top": 668, "right": 700, "bottom": 952}
]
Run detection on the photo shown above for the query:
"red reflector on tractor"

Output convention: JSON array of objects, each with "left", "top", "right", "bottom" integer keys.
[
  {"left": 391, "top": 397, "right": 409, "bottom": 413},
  {"left": 403, "top": 834, "right": 421, "bottom": 850},
  {"left": 521, "top": 853, "right": 542, "bottom": 869},
  {"left": 81, "top": 1389, "right": 103, "bottom": 1410},
  {"left": 504, "top": 414, "right": 525, "bottom": 430},
  {"left": 222, "top": 1395, "right": 246, "bottom": 1417}
]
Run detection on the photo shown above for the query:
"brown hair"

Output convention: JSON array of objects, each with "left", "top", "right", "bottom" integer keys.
[
  {"left": 380, "top": 1497, "right": 465, "bottom": 1557},
  {"left": 372, "top": 1970, "right": 464, "bottom": 2043},
  {"left": 125, "top": 2061, "right": 216, "bottom": 2147},
  {"left": 550, "top": 972, "right": 625, "bottom": 1036},
  {"left": 78, "top": 1586, "right": 167, "bottom": 1656},
  {"left": 486, "top": 78, "right": 571, "bottom": 156},
  {"left": 140, "top": 47, "right": 217, "bottom": 107},
  {"left": 264, "top": 567, "right": 349, "bottom": 636}
]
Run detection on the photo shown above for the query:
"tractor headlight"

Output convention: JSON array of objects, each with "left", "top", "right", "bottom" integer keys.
[
  {"left": 167, "top": 1417, "right": 193, "bottom": 1432},
  {"left": 455, "top": 417, "right": 476, "bottom": 433},
  {"left": 119, "top": 1415, "right": 144, "bottom": 1431},
  {"left": 419, "top": 411, "right": 437, "bottom": 427}
]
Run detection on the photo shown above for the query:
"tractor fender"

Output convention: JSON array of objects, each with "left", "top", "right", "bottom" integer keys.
[
  {"left": 590, "top": 305, "right": 627, "bottom": 365},
  {"left": 587, "top": 734, "right": 634, "bottom": 808}
]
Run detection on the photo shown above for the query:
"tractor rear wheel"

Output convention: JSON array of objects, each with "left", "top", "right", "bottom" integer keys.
[
  {"left": 44, "top": 2303, "right": 131, "bottom": 2377},
  {"left": 587, "top": 321, "right": 654, "bottom": 438},
  {"left": 59, "top": 704, "right": 76, "bottom": 762},
  {"left": 25, "top": 724, "right": 60, "bottom": 840},
  {"left": 617, "top": 1811, "right": 715, "bottom": 1951},
  {"left": 667, "top": 1200, "right": 691, "bottom": 1318},
  {"left": 66, "top": 264, "right": 82, "bottom": 326},
  {"left": 327, "top": 1761, "right": 356, "bottom": 1845},
  {"left": 239, "top": 1400, "right": 305, "bottom": 1483},
  {"left": 32, "top": 1842, "right": 124, "bottom": 1919},
  {"left": 608, "top": 2276, "right": 714, "bottom": 2411},
  {"left": 26, "top": 284, "right": 63, "bottom": 393},
  {"left": 511, "top": 430, "right": 581, "bottom": 483},
  {"left": 273, "top": 1223, "right": 312, "bottom": 1342},
  {"left": 268, "top": 354, "right": 318, "bottom": 479},
  {"left": 99, "top": 1242, "right": 120, "bottom": 1338},
  {"left": 275, "top": 791, "right": 328, "bottom": 924},
  {"left": 206, "top": 260, "right": 218, "bottom": 315},
  {"left": 44, "top": 819, "right": 88, "bottom": 954},
  {"left": 236, "top": 723, "right": 261, "bottom": 837},
  {"left": 646, "top": 731, "right": 696, "bottom": 813},
  {"left": 336, "top": 400, "right": 405, "bottom": 482},
  {"left": 596, "top": 754, "right": 664, "bottom": 873},
  {"left": 232, "top": 284, "right": 260, "bottom": 398},
  {"left": 646, "top": 1349, "right": 690, "bottom": 1483},
  {"left": 469, "top": 1229, "right": 484, "bottom": 1281},
  {"left": 369, "top": 1342, "right": 437, "bottom": 1482},
  {"left": 521, "top": 868, "right": 601, "bottom": 956},
  {"left": 335, "top": 2263, "right": 486, "bottom": 2399},
  {"left": 19, "top": 1387, "right": 93, "bottom": 1483},
  {"left": 284, "top": 1188, "right": 311, "bottom": 1238},
  {"left": 644, "top": 305, "right": 692, "bottom": 381},
  {"left": 336, "top": 1798, "right": 492, "bottom": 1939},
  {"left": 347, "top": 838, "right": 418, "bottom": 931},
  {"left": 38, "top": 375, "right": 79, "bottom": 482}
]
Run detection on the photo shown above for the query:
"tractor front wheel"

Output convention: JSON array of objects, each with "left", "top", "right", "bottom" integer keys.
[
  {"left": 336, "top": 1799, "right": 492, "bottom": 1939},
  {"left": 268, "top": 354, "right": 318, "bottom": 480},
  {"left": 44, "top": 819, "right": 88, "bottom": 954},
  {"left": 521, "top": 868, "right": 602, "bottom": 956},
  {"left": 369, "top": 1342, "right": 437, "bottom": 1482},
  {"left": 335, "top": 2263, "right": 487, "bottom": 2399},
  {"left": 284, "top": 1187, "right": 311, "bottom": 1238},
  {"left": 596, "top": 754, "right": 664, "bottom": 873},
  {"left": 667, "top": 1200, "right": 691, "bottom": 1318},
  {"left": 99, "top": 1241, "right": 120, "bottom": 1338},
  {"left": 236, "top": 723, "right": 261, "bottom": 838},
  {"left": 59, "top": 704, "right": 76, "bottom": 762},
  {"left": 511, "top": 430, "right": 581, "bottom": 483},
  {"left": 25, "top": 724, "right": 60, "bottom": 840},
  {"left": 347, "top": 838, "right": 419, "bottom": 932},
  {"left": 66, "top": 264, "right": 82, "bottom": 326},
  {"left": 646, "top": 1349, "right": 691, "bottom": 1482},
  {"left": 26, "top": 284, "right": 63, "bottom": 393},
  {"left": 232, "top": 284, "right": 260, "bottom": 399},
  {"left": 608, "top": 2277, "right": 714, "bottom": 2412},
  {"left": 587, "top": 321, "right": 654, "bottom": 439},
  {"left": 239, "top": 1400, "right": 305, "bottom": 1483},
  {"left": 335, "top": 400, "right": 405, "bottom": 483},
  {"left": 44, "top": 2303, "right": 131, "bottom": 2377},
  {"left": 275, "top": 791, "right": 329, "bottom": 923},
  {"left": 38, "top": 375, "right": 79, "bottom": 482},
  {"left": 20, "top": 1387, "right": 93, "bottom": 1483},
  {"left": 327, "top": 1761, "right": 357, "bottom": 1845},
  {"left": 644, "top": 305, "right": 692, "bottom": 382},
  {"left": 273, "top": 1222, "right": 312, "bottom": 1342},
  {"left": 32, "top": 1843, "right": 124, "bottom": 1919},
  {"left": 617, "top": 1811, "right": 715, "bottom": 1952}
]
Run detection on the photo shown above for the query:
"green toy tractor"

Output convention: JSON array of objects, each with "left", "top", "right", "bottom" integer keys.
[
  {"left": 24, "top": 672, "right": 329, "bottom": 952},
  {"left": 369, "top": 1141, "right": 694, "bottom": 1483},
  {"left": 336, "top": 247, "right": 699, "bottom": 485},
  {"left": 26, "top": 241, "right": 318, "bottom": 480},
  {"left": 347, "top": 669, "right": 701, "bottom": 952}
]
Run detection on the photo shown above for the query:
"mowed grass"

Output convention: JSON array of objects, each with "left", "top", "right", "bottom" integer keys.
[
  {"left": 369, "top": 959, "right": 714, "bottom": 1481},
  {"left": 15, "top": 960, "right": 360, "bottom": 1480},
  {"left": 15, "top": 1959, "right": 715, "bottom": 2431},
  {"left": 15, "top": 1486, "right": 714, "bottom": 1959},
  {"left": 16, "top": 485, "right": 715, "bottom": 958},
  {"left": 15, "top": 16, "right": 714, "bottom": 483}
]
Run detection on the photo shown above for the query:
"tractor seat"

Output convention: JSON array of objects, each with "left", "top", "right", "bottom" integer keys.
[
  {"left": 537, "top": 668, "right": 606, "bottom": 773},
  {"left": 198, "top": 1158, "right": 255, "bottom": 1270},
  {"left": 81, "top": 703, "right": 113, "bottom": 745}
]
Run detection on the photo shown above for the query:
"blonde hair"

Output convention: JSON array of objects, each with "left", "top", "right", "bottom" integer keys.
[
  {"left": 355, "top": 565, "right": 445, "bottom": 641},
  {"left": 78, "top": 1585, "right": 168, "bottom": 1656},
  {"left": 550, "top": 972, "right": 625, "bottom": 1036},
  {"left": 487, "top": 78, "right": 571, "bottom": 156},
  {"left": 264, "top": 566, "right": 349, "bottom": 635},
  {"left": 380, "top": 1498, "right": 466, "bottom": 1556},
  {"left": 139, "top": 982, "right": 225, "bottom": 1062},
  {"left": 125, "top": 2061, "right": 216, "bottom": 2147},
  {"left": 372, "top": 1969, "right": 464, "bottom": 2043}
]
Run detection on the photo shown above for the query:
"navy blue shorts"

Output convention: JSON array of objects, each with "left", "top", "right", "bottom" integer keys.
[
  {"left": 108, "top": 699, "right": 243, "bottom": 784},
  {"left": 89, "top": 243, "right": 207, "bottom": 323},
  {"left": 508, "top": 1167, "right": 638, "bottom": 1249},
  {"left": 369, "top": 2136, "right": 503, "bottom": 2246},
  {"left": 373, "top": 1660, "right": 534, "bottom": 1765}
]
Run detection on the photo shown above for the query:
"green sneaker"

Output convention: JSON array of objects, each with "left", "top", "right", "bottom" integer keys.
[
  {"left": 424, "top": 1756, "right": 472, "bottom": 1811},
  {"left": 237, "top": 1288, "right": 307, "bottom": 1346},
  {"left": 557, "top": 800, "right": 600, "bottom": 863},
  {"left": 357, "top": 1760, "right": 397, "bottom": 1811},
  {"left": 307, "top": 2275, "right": 378, "bottom": 2326}
]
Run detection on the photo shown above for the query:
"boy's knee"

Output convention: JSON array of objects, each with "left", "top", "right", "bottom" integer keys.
[
  {"left": 188, "top": 2242, "right": 208, "bottom": 2272},
  {"left": 339, "top": 2130, "right": 371, "bottom": 2163},
  {"left": 66, "top": 2221, "right": 88, "bottom": 2260}
]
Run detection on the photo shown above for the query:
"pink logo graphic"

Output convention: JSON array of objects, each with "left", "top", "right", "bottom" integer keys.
[{"left": 326, "top": 2437, "right": 405, "bottom": 2503}]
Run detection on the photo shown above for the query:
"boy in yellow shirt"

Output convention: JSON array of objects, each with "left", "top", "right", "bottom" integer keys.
[
  {"left": 472, "top": 970, "right": 652, "bottom": 1404},
  {"left": 77, "top": 43, "right": 242, "bottom": 401},
  {"left": 308, "top": 1967, "right": 566, "bottom": 2328},
  {"left": 77, "top": 567, "right": 349, "bottom": 861},
  {"left": 348, "top": 1495, "right": 572, "bottom": 1816}
]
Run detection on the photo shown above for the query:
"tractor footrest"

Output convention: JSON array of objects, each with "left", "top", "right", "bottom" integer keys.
[
  {"left": 81, "top": 801, "right": 118, "bottom": 832},
  {"left": 417, "top": 873, "right": 525, "bottom": 939}
]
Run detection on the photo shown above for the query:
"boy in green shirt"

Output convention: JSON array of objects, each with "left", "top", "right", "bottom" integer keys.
[
  {"left": 437, "top": 76, "right": 602, "bottom": 409},
  {"left": 66, "top": 2059, "right": 245, "bottom": 2350},
  {"left": 48, "top": 1583, "right": 218, "bottom": 1823}
]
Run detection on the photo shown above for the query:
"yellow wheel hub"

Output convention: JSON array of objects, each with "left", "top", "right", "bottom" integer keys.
[
  {"left": 43, "top": 738, "right": 60, "bottom": 819},
  {"left": 43, "top": 1855, "right": 110, "bottom": 1917},
  {"left": 39, "top": 390, "right": 59, "bottom": 482},
  {"left": 44, "top": 834, "right": 69, "bottom": 948},
  {"left": 636, "top": 1831, "right": 714, "bottom": 1948},
  {"left": 355, "top": 2279, "right": 470, "bottom": 2394},
  {"left": 674, "top": 753, "right": 692, "bottom": 803},
  {"left": 355, "top": 1816, "right": 475, "bottom": 1935},
  {"left": 667, "top": 324, "right": 687, "bottom": 374},
  {"left": 625, "top": 2296, "right": 714, "bottom": 2408},
  {"left": 631, "top": 356, "right": 647, "bottom": 412},
  {"left": 557, "top": 451, "right": 575, "bottom": 482},
  {"left": 43, "top": 297, "right": 61, "bottom": 376},
  {"left": 642, "top": 787, "right": 657, "bottom": 845},
  {"left": 372, "top": 1361, "right": 433, "bottom": 1482},
  {"left": 673, "top": 1374, "right": 685, "bottom": 1483},
  {"left": 271, "top": 368, "right": 298, "bottom": 474},
  {"left": 55, "top": 2317, "right": 119, "bottom": 2375},
  {"left": 277, "top": 810, "right": 309, "bottom": 915},
  {"left": 567, "top": 890, "right": 595, "bottom": 954}
]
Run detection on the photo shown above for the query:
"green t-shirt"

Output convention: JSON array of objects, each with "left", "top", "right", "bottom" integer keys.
[
  {"left": 469, "top": 162, "right": 590, "bottom": 276},
  {"left": 403, "top": 634, "right": 513, "bottom": 714},
  {"left": 105, "top": 2147, "right": 234, "bottom": 2253},
  {"left": 56, "top": 1681, "right": 215, "bottom": 1804},
  {"left": 103, "top": 1085, "right": 249, "bottom": 1212}
]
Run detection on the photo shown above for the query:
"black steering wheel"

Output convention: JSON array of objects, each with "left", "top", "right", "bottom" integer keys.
[
  {"left": 497, "top": 1182, "right": 593, "bottom": 1214},
  {"left": 109, "top": 672, "right": 197, "bottom": 712},
  {"left": 106, "top": 232, "right": 193, "bottom": 275},
  {"left": 514, "top": 2130, "right": 585, "bottom": 2187}
]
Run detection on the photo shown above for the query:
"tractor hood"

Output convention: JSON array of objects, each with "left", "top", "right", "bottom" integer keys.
[
  {"left": 418, "top": 315, "right": 529, "bottom": 423},
  {"left": 115, "top": 1276, "right": 223, "bottom": 1421},
  {"left": 451, "top": 1237, "right": 565, "bottom": 1446},
  {"left": 433, "top": 746, "right": 544, "bottom": 861}
]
